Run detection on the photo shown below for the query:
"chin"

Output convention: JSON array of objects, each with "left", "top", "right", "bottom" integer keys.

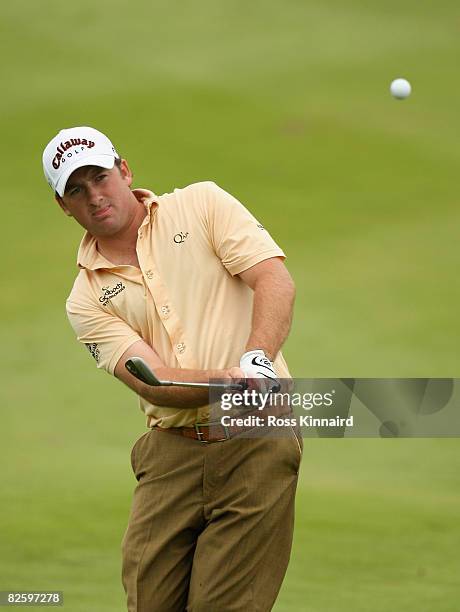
[{"left": 91, "top": 223, "right": 120, "bottom": 237}]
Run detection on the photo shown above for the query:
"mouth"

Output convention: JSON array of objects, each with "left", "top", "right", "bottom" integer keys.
[{"left": 92, "top": 205, "right": 111, "bottom": 219}]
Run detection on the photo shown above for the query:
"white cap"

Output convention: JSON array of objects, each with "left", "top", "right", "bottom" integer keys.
[{"left": 42, "top": 126, "right": 119, "bottom": 197}]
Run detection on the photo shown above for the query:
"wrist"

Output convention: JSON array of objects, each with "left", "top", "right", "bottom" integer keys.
[
  {"left": 243, "top": 349, "right": 273, "bottom": 362},
  {"left": 240, "top": 350, "right": 276, "bottom": 374}
]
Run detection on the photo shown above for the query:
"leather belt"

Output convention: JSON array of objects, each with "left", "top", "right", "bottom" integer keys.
[{"left": 153, "top": 403, "right": 293, "bottom": 444}]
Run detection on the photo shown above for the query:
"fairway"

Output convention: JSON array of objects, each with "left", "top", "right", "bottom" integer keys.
[{"left": 1, "top": 1, "right": 460, "bottom": 610}]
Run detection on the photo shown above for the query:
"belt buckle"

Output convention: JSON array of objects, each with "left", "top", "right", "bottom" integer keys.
[
  {"left": 194, "top": 423, "right": 210, "bottom": 443},
  {"left": 195, "top": 422, "right": 230, "bottom": 443}
]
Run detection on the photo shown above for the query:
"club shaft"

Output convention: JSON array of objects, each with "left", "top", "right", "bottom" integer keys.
[
  {"left": 165, "top": 380, "right": 243, "bottom": 391},
  {"left": 125, "top": 357, "right": 244, "bottom": 391}
]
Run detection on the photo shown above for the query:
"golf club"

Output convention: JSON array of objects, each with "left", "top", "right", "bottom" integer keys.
[{"left": 125, "top": 356, "right": 246, "bottom": 391}]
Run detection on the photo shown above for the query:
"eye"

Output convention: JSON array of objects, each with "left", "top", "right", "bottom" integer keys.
[
  {"left": 69, "top": 186, "right": 80, "bottom": 196},
  {"left": 95, "top": 173, "right": 107, "bottom": 182}
]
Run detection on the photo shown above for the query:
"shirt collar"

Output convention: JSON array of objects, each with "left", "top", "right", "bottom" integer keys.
[{"left": 76, "top": 188, "right": 158, "bottom": 270}]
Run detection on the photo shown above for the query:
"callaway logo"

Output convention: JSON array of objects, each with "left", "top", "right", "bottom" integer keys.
[
  {"left": 52, "top": 138, "right": 95, "bottom": 169},
  {"left": 99, "top": 282, "right": 126, "bottom": 306},
  {"left": 173, "top": 231, "right": 189, "bottom": 244}
]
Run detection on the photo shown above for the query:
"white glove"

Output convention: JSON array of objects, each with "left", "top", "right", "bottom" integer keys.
[{"left": 239, "top": 350, "right": 280, "bottom": 393}]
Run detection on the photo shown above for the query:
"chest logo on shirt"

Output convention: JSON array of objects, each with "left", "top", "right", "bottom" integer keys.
[
  {"left": 99, "top": 282, "right": 126, "bottom": 306},
  {"left": 173, "top": 231, "right": 189, "bottom": 244}
]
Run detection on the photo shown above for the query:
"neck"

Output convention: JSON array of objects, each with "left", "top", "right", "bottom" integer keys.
[{"left": 96, "top": 200, "right": 147, "bottom": 267}]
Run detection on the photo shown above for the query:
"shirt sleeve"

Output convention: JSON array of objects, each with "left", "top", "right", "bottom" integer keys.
[
  {"left": 202, "top": 181, "right": 285, "bottom": 275},
  {"left": 66, "top": 296, "right": 142, "bottom": 375}
]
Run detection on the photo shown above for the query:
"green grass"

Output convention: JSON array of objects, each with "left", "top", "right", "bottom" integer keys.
[
  {"left": 281, "top": 440, "right": 460, "bottom": 612},
  {"left": 1, "top": 1, "right": 460, "bottom": 610}
]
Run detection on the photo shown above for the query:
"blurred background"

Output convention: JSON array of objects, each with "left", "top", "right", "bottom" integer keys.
[{"left": 1, "top": 1, "right": 459, "bottom": 610}]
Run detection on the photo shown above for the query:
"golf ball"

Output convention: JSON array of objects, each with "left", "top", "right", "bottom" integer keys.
[{"left": 390, "top": 78, "right": 411, "bottom": 100}]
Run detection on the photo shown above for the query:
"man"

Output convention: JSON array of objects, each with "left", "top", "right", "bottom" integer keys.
[{"left": 42, "top": 126, "right": 303, "bottom": 612}]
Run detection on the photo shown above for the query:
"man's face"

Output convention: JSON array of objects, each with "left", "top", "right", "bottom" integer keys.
[{"left": 56, "top": 160, "right": 136, "bottom": 237}]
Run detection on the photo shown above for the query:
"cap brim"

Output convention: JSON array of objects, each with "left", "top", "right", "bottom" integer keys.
[{"left": 55, "top": 154, "right": 116, "bottom": 197}]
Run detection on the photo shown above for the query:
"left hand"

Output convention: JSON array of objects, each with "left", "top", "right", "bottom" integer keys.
[{"left": 239, "top": 350, "right": 280, "bottom": 393}]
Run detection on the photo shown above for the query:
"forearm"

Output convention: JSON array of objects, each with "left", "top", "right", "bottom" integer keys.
[
  {"left": 136, "top": 366, "right": 234, "bottom": 409},
  {"left": 116, "top": 340, "right": 244, "bottom": 409},
  {"left": 245, "top": 274, "right": 295, "bottom": 361}
]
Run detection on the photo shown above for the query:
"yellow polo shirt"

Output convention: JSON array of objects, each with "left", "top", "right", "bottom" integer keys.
[{"left": 66, "top": 181, "right": 291, "bottom": 428}]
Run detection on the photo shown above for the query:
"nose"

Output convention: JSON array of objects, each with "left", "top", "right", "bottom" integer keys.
[{"left": 87, "top": 183, "right": 104, "bottom": 208}]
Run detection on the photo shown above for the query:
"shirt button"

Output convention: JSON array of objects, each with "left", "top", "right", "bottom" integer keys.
[
  {"left": 176, "top": 343, "right": 186, "bottom": 354},
  {"left": 161, "top": 305, "right": 170, "bottom": 315},
  {"left": 145, "top": 270, "right": 154, "bottom": 279}
]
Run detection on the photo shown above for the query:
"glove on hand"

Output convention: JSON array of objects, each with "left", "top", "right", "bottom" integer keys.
[{"left": 239, "top": 350, "right": 280, "bottom": 393}]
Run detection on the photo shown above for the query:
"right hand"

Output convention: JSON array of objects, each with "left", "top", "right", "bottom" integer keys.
[
  {"left": 227, "top": 366, "right": 245, "bottom": 380},
  {"left": 227, "top": 366, "right": 246, "bottom": 384},
  {"left": 221, "top": 366, "right": 247, "bottom": 391}
]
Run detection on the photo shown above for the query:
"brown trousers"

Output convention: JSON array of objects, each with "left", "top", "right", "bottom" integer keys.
[{"left": 121, "top": 426, "right": 303, "bottom": 612}]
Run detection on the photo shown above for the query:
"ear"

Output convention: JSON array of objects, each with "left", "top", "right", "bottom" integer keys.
[
  {"left": 119, "top": 159, "right": 133, "bottom": 187},
  {"left": 55, "top": 194, "right": 73, "bottom": 217}
]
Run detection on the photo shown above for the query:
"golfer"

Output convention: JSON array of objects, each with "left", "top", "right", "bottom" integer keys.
[{"left": 42, "top": 126, "right": 303, "bottom": 611}]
